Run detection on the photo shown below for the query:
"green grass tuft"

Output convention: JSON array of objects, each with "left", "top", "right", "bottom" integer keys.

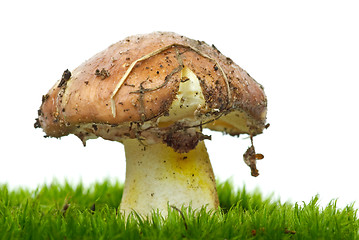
[{"left": 0, "top": 180, "right": 358, "bottom": 239}]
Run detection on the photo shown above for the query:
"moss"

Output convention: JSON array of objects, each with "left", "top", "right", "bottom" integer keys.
[{"left": 0, "top": 180, "right": 358, "bottom": 239}]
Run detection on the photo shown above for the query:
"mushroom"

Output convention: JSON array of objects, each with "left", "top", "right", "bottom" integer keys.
[{"left": 35, "top": 32, "right": 267, "bottom": 216}]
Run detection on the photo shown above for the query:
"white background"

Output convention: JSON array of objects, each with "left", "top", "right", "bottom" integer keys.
[{"left": 1, "top": 0, "right": 358, "bottom": 210}]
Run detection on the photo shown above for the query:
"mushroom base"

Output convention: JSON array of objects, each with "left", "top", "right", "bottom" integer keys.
[{"left": 120, "top": 139, "right": 219, "bottom": 217}]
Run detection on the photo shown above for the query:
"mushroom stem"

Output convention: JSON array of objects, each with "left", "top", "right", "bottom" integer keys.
[{"left": 120, "top": 139, "right": 219, "bottom": 216}]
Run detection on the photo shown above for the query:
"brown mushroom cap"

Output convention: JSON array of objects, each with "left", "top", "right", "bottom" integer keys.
[{"left": 36, "top": 32, "right": 267, "bottom": 150}]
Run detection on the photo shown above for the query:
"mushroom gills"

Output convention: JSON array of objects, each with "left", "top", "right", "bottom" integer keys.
[{"left": 157, "top": 66, "right": 256, "bottom": 135}]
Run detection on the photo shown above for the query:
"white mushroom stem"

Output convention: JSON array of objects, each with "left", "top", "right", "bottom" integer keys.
[{"left": 120, "top": 139, "right": 218, "bottom": 216}]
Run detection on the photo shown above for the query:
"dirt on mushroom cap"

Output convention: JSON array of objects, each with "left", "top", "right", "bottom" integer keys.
[{"left": 36, "top": 32, "right": 267, "bottom": 151}]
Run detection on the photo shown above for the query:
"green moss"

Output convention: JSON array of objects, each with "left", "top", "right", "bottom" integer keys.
[{"left": 0, "top": 180, "right": 358, "bottom": 239}]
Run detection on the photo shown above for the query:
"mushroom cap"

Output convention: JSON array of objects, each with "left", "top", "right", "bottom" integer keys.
[{"left": 36, "top": 32, "right": 267, "bottom": 150}]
